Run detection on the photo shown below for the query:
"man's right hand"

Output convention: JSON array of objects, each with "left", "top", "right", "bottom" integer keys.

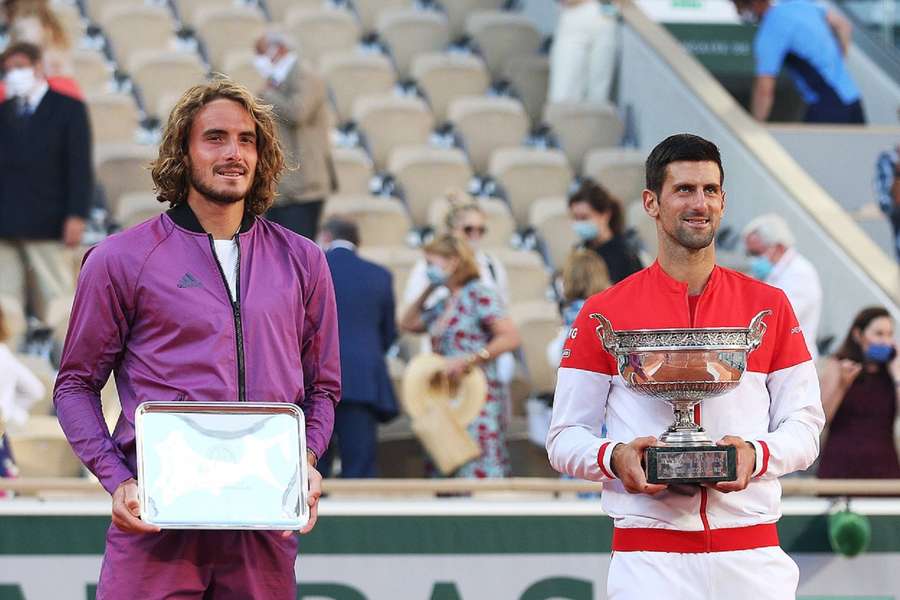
[
  {"left": 111, "top": 478, "right": 160, "bottom": 534},
  {"left": 609, "top": 436, "right": 667, "bottom": 495}
]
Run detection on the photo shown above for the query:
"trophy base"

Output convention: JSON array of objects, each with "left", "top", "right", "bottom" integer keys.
[{"left": 645, "top": 445, "right": 736, "bottom": 484}]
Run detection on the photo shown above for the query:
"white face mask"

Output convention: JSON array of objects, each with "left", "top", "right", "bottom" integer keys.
[
  {"left": 252, "top": 55, "right": 273, "bottom": 78},
  {"left": 5, "top": 67, "right": 36, "bottom": 98}
]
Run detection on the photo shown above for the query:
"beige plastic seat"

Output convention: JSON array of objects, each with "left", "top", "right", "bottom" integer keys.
[
  {"left": 266, "top": 0, "right": 324, "bottom": 22},
  {"left": 353, "top": 94, "right": 434, "bottom": 171},
  {"left": 7, "top": 415, "right": 83, "bottom": 477},
  {"left": 221, "top": 51, "right": 265, "bottom": 92},
  {"left": 86, "top": 0, "right": 146, "bottom": 22},
  {"left": 376, "top": 8, "right": 450, "bottom": 79},
  {"left": 503, "top": 54, "right": 549, "bottom": 127},
  {"left": 466, "top": 11, "right": 541, "bottom": 78},
  {"left": 86, "top": 93, "right": 141, "bottom": 145},
  {"left": 52, "top": 1, "right": 85, "bottom": 43},
  {"left": 286, "top": 7, "right": 362, "bottom": 67},
  {"left": 95, "top": 144, "right": 158, "bottom": 217},
  {"left": 100, "top": 5, "right": 178, "bottom": 70},
  {"left": 428, "top": 196, "right": 514, "bottom": 249},
  {"left": 543, "top": 102, "right": 624, "bottom": 172},
  {"left": 116, "top": 191, "right": 165, "bottom": 229},
  {"left": 387, "top": 146, "right": 472, "bottom": 227},
  {"left": 129, "top": 50, "right": 207, "bottom": 121},
  {"left": 322, "top": 195, "right": 412, "bottom": 246},
  {"left": 627, "top": 200, "right": 656, "bottom": 264},
  {"left": 491, "top": 248, "right": 549, "bottom": 304},
  {"left": 72, "top": 49, "right": 112, "bottom": 96},
  {"left": 195, "top": 6, "right": 266, "bottom": 71},
  {"left": 529, "top": 196, "right": 578, "bottom": 271},
  {"left": 583, "top": 148, "right": 646, "bottom": 205},
  {"left": 351, "top": 0, "right": 411, "bottom": 33},
  {"left": 509, "top": 300, "right": 563, "bottom": 397},
  {"left": 321, "top": 52, "right": 396, "bottom": 124},
  {"left": 177, "top": 0, "right": 234, "bottom": 27},
  {"left": 447, "top": 96, "right": 528, "bottom": 175},
  {"left": 411, "top": 52, "right": 489, "bottom": 122},
  {"left": 440, "top": 0, "right": 505, "bottom": 38},
  {"left": 14, "top": 354, "right": 55, "bottom": 417},
  {"left": 333, "top": 146, "right": 375, "bottom": 195},
  {"left": 358, "top": 245, "right": 420, "bottom": 306},
  {"left": 489, "top": 147, "right": 573, "bottom": 229},
  {"left": 0, "top": 294, "right": 26, "bottom": 351}
]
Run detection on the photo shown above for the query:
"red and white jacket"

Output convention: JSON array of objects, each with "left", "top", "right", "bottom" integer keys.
[{"left": 547, "top": 262, "right": 825, "bottom": 553}]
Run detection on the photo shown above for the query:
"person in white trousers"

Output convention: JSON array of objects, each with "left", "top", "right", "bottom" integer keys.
[{"left": 549, "top": 0, "right": 618, "bottom": 103}]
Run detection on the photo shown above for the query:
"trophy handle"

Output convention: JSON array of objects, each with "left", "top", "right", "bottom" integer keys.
[
  {"left": 590, "top": 313, "right": 618, "bottom": 353},
  {"left": 747, "top": 310, "right": 772, "bottom": 352}
]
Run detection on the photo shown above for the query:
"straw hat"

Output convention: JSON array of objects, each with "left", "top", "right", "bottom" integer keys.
[{"left": 401, "top": 353, "right": 486, "bottom": 426}]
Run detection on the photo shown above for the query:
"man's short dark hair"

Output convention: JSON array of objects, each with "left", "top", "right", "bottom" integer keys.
[
  {"left": 0, "top": 42, "right": 42, "bottom": 74},
  {"left": 567, "top": 179, "right": 625, "bottom": 236},
  {"left": 645, "top": 134, "right": 724, "bottom": 197},
  {"left": 321, "top": 216, "right": 360, "bottom": 247}
]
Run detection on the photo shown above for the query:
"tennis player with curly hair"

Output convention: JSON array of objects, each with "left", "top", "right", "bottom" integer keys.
[{"left": 53, "top": 78, "right": 340, "bottom": 599}]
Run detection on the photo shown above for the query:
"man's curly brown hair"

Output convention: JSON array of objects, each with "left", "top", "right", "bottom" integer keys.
[{"left": 151, "top": 77, "right": 285, "bottom": 216}]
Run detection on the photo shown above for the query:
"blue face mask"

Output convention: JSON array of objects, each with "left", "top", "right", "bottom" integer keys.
[
  {"left": 425, "top": 264, "right": 447, "bottom": 286},
  {"left": 748, "top": 256, "right": 774, "bottom": 280},
  {"left": 572, "top": 220, "right": 599, "bottom": 242},
  {"left": 865, "top": 343, "right": 895, "bottom": 364}
]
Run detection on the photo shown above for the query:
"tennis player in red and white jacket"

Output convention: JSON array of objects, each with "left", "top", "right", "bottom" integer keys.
[{"left": 548, "top": 134, "right": 825, "bottom": 600}]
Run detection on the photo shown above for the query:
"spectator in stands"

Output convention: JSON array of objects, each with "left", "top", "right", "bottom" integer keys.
[
  {"left": 318, "top": 216, "right": 398, "bottom": 478},
  {"left": 255, "top": 30, "right": 334, "bottom": 240},
  {"left": 0, "top": 303, "right": 45, "bottom": 485},
  {"left": 733, "top": 0, "right": 864, "bottom": 124},
  {"left": 549, "top": 0, "right": 617, "bottom": 104},
  {"left": 742, "top": 213, "right": 822, "bottom": 360},
  {"left": 818, "top": 306, "right": 900, "bottom": 478},
  {"left": 875, "top": 146, "right": 900, "bottom": 261},
  {"left": 0, "top": 42, "right": 91, "bottom": 324},
  {"left": 568, "top": 180, "right": 642, "bottom": 283},
  {"left": 400, "top": 234, "right": 521, "bottom": 478},
  {"left": 547, "top": 248, "right": 611, "bottom": 367}
]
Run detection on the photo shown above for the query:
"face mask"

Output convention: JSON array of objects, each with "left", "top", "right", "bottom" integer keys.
[
  {"left": 748, "top": 255, "right": 774, "bottom": 280},
  {"left": 865, "top": 343, "right": 896, "bottom": 364},
  {"left": 425, "top": 264, "right": 447, "bottom": 286},
  {"left": 739, "top": 9, "right": 759, "bottom": 25},
  {"left": 5, "top": 67, "right": 36, "bottom": 98},
  {"left": 572, "top": 220, "right": 599, "bottom": 242},
  {"left": 252, "top": 55, "right": 273, "bottom": 78}
]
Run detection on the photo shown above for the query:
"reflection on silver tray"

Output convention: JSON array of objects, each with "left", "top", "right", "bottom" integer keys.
[{"left": 135, "top": 402, "right": 309, "bottom": 530}]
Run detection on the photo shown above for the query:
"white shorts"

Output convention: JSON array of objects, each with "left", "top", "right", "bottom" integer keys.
[{"left": 607, "top": 547, "right": 799, "bottom": 600}]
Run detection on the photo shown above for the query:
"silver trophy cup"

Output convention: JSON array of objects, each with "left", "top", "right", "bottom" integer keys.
[{"left": 591, "top": 310, "right": 771, "bottom": 483}]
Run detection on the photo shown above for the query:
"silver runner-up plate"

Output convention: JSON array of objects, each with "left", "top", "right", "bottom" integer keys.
[{"left": 135, "top": 401, "right": 309, "bottom": 530}]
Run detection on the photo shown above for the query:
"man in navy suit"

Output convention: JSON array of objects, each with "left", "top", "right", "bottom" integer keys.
[{"left": 318, "top": 216, "right": 398, "bottom": 477}]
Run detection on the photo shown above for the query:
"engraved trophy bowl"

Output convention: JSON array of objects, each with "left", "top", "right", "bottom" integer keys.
[{"left": 590, "top": 310, "right": 771, "bottom": 483}]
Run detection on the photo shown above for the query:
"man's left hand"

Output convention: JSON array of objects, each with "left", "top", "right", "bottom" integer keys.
[
  {"left": 283, "top": 451, "right": 323, "bottom": 537},
  {"left": 62, "top": 216, "right": 85, "bottom": 248},
  {"left": 712, "top": 435, "right": 756, "bottom": 493}
]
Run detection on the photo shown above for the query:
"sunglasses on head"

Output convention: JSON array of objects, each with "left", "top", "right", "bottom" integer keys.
[{"left": 463, "top": 225, "right": 487, "bottom": 236}]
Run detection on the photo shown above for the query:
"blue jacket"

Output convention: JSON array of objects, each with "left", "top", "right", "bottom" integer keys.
[{"left": 325, "top": 245, "right": 398, "bottom": 421}]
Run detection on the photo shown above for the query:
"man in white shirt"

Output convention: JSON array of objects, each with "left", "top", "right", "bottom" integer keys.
[{"left": 743, "top": 213, "right": 823, "bottom": 360}]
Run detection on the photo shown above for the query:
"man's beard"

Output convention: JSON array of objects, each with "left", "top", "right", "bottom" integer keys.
[
  {"left": 671, "top": 220, "right": 717, "bottom": 250},
  {"left": 189, "top": 165, "right": 250, "bottom": 206}
]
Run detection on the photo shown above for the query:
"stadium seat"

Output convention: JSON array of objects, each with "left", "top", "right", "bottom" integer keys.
[
  {"left": 439, "top": 0, "right": 505, "bottom": 39},
  {"left": 52, "top": 2, "right": 85, "bottom": 45},
  {"left": 583, "top": 148, "right": 646, "bottom": 205},
  {"left": 376, "top": 8, "right": 450, "bottom": 79},
  {"left": 86, "top": 93, "right": 141, "bottom": 145},
  {"left": 221, "top": 51, "right": 265, "bottom": 92},
  {"left": 447, "top": 96, "right": 528, "bottom": 175},
  {"left": 322, "top": 195, "right": 413, "bottom": 246},
  {"left": 353, "top": 94, "right": 435, "bottom": 171},
  {"left": 411, "top": 52, "right": 489, "bottom": 123},
  {"left": 266, "top": 0, "right": 324, "bottom": 22},
  {"left": 7, "top": 415, "right": 83, "bottom": 478},
  {"left": 491, "top": 248, "right": 549, "bottom": 304},
  {"left": 14, "top": 354, "right": 55, "bottom": 417},
  {"left": 195, "top": 6, "right": 266, "bottom": 72},
  {"left": 543, "top": 101, "right": 624, "bottom": 172},
  {"left": 176, "top": 0, "right": 234, "bottom": 27},
  {"left": 503, "top": 54, "right": 549, "bottom": 127},
  {"left": 351, "top": 0, "right": 411, "bottom": 33},
  {"left": 0, "top": 294, "right": 26, "bottom": 351},
  {"left": 428, "top": 195, "right": 514, "bottom": 249},
  {"left": 99, "top": 5, "right": 178, "bottom": 71},
  {"left": 85, "top": 0, "right": 145, "bottom": 23},
  {"left": 627, "top": 200, "right": 657, "bottom": 263},
  {"left": 529, "top": 196, "right": 578, "bottom": 271},
  {"left": 129, "top": 50, "right": 207, "bottom": 121},
  {"left": 333, "top": 146, "right": 375, "bottom": 195},
  {"left": 321, "top": 52, "right": 396, "bottom": 124},
  {"left": 357, "top": 245, "right": 421, "bottom": 306},
  {"left": 387, "top": 146, "right": 472, "bottom": 227},
  {"left": 116, "top": 191, "right": 165, "bottom": 229},
  {"left": 72, "top": 49, "right": 112, "bottom": 96},
  {"left": 465, "top": 11, "right": 542, "bottom": 79},
  {"left": 488, "top": 147, "right": 573, "bottom": 229},
  {"left": 286, "top": 7, "right": 362, "bottom": 67},
  {"left": 95, "top": 144, "right": 158, "bottom": 217},
  {"left": 509, "top": 300, "right": 563, "bottom": 397}
]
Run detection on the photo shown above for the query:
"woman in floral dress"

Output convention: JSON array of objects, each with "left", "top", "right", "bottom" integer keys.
[{"left": 400, "top": 234, "right": 521, "bottom": 478}]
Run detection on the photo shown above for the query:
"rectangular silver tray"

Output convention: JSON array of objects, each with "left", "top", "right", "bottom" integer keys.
[{"left": 135, "top": 401, "right": 309, "bottom": 530}]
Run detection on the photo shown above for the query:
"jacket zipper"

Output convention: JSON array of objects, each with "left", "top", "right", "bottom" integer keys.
[{"left": 208, "top": 234, "right": 246, "bottom": 402}]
